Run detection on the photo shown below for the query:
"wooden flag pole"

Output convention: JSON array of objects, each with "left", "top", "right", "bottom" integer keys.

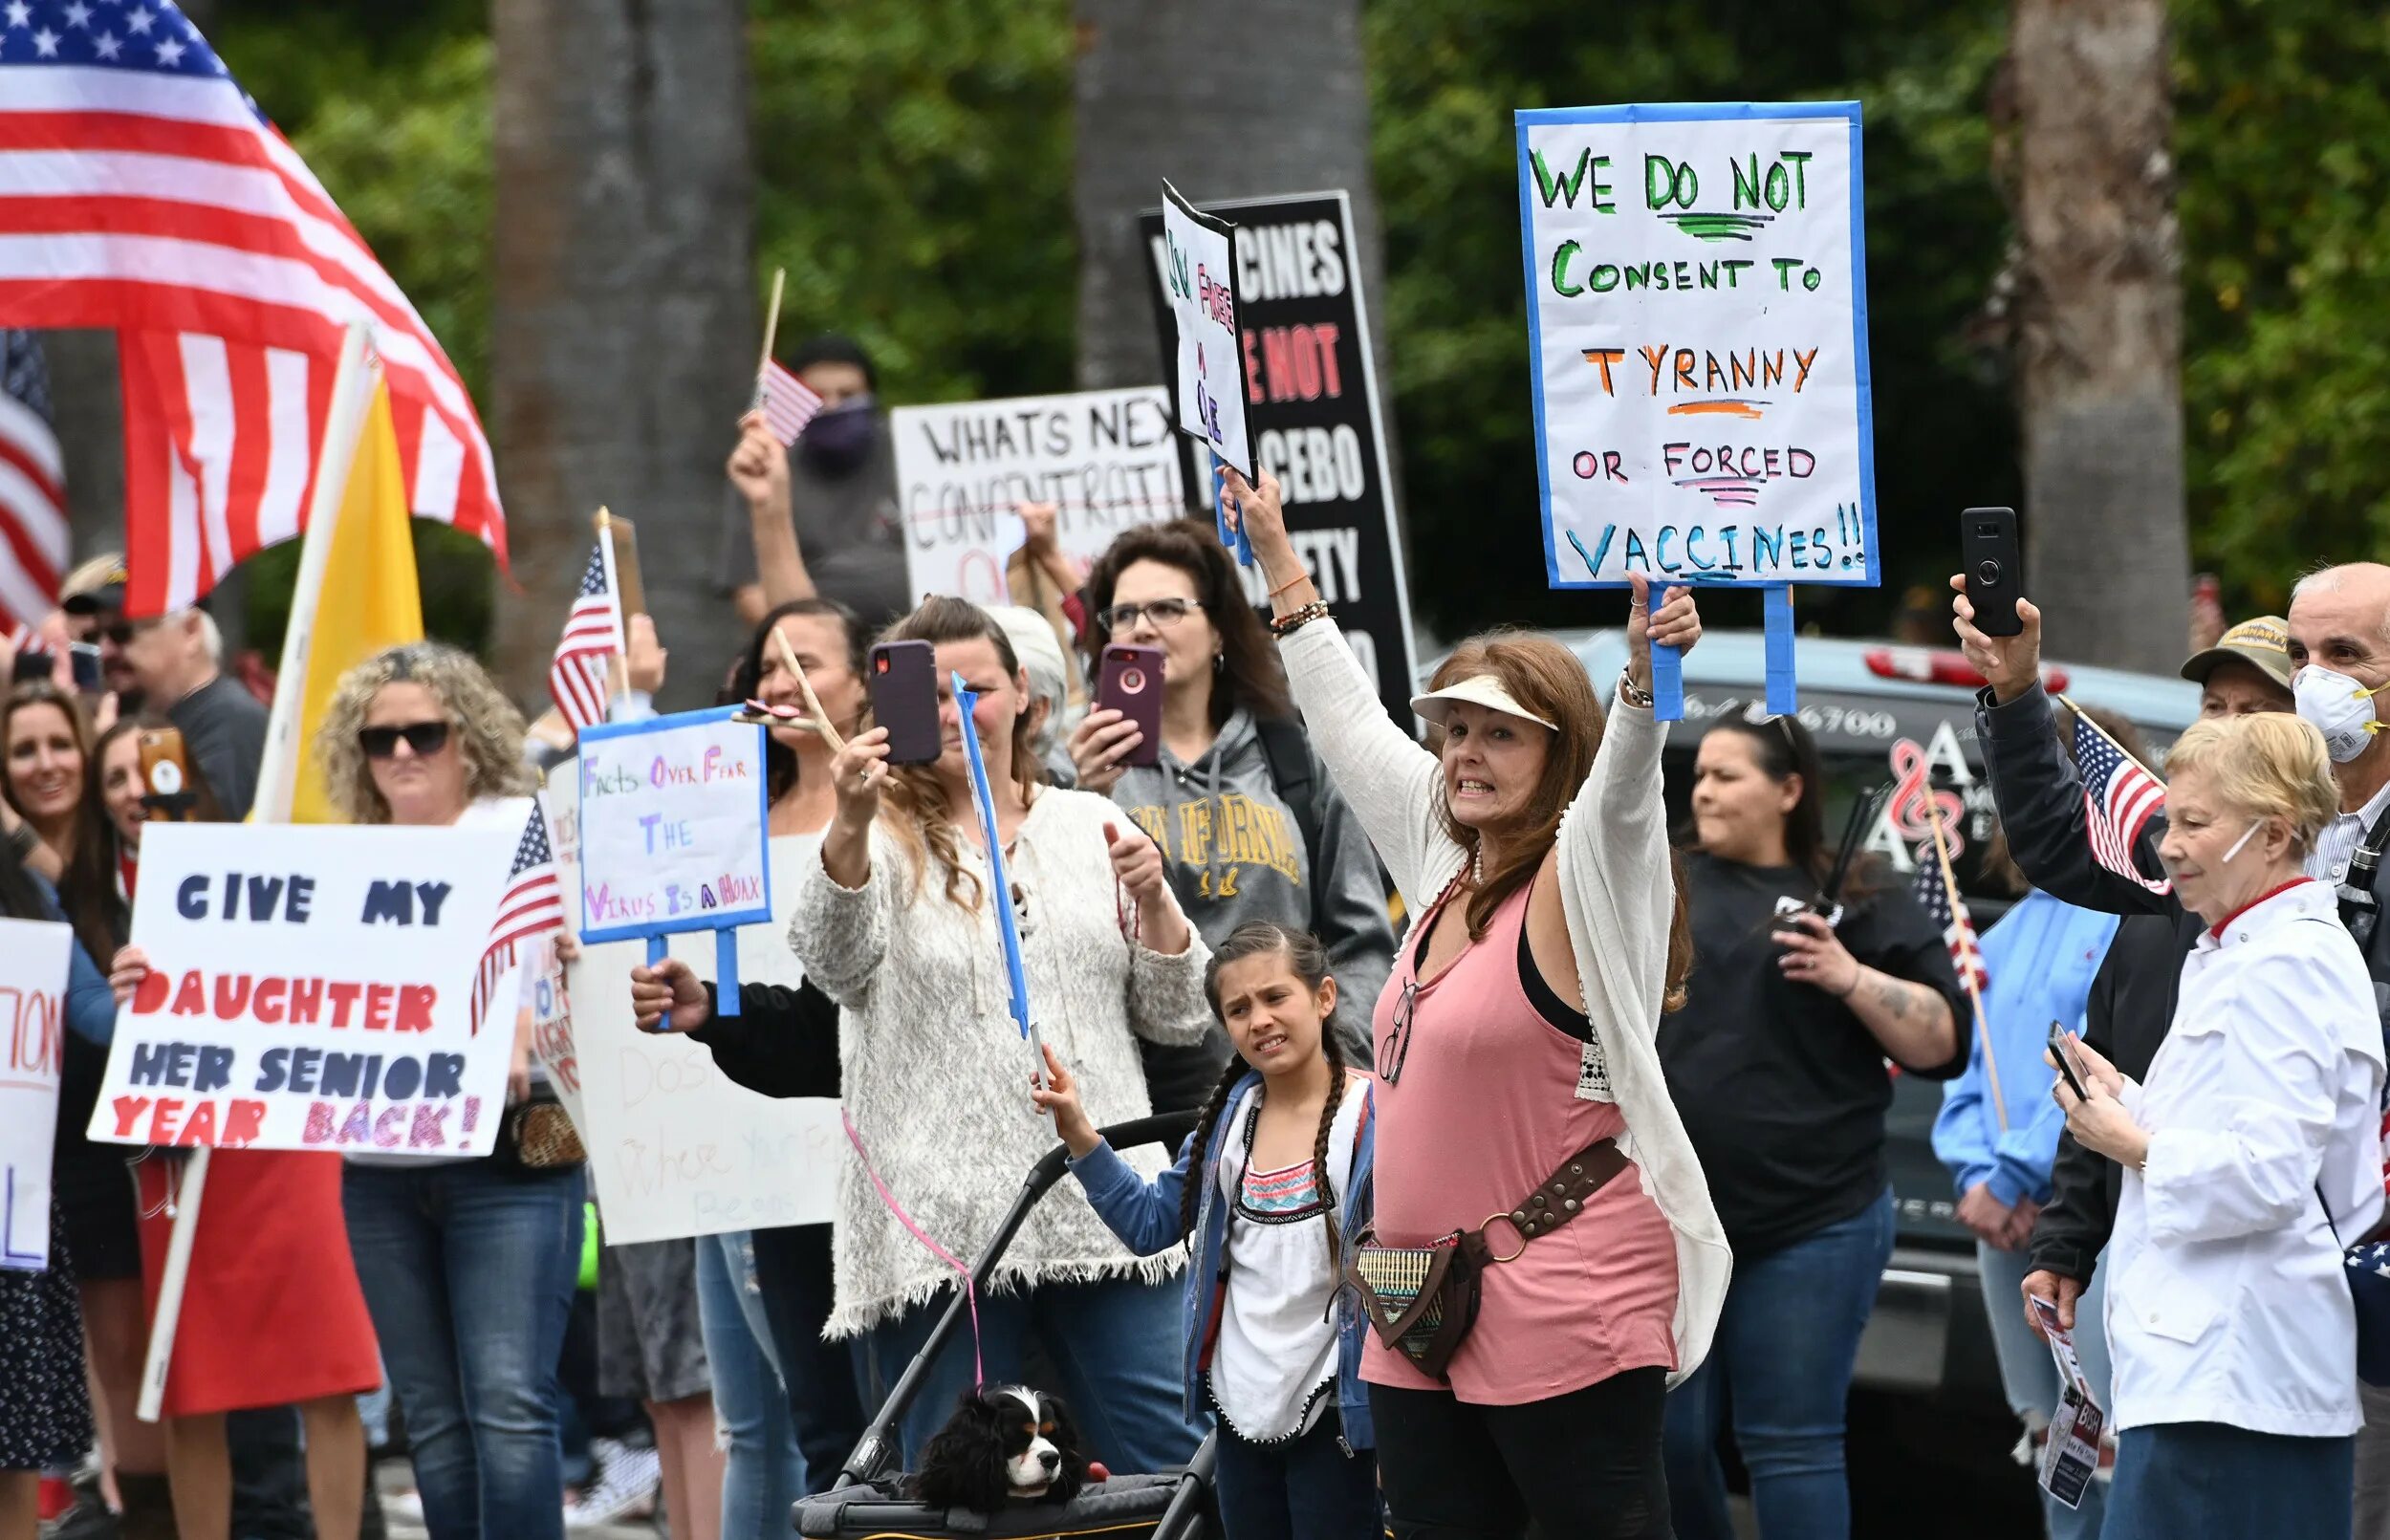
[
  {"left": 752, "top": 267, "right": 787, "bottom": 407},
  {"left": 1926, "top": 793, "right": 2006, "bottom": 1131},
  {"left": 776, "top": 625, "right": 845, "bottom": 751}
]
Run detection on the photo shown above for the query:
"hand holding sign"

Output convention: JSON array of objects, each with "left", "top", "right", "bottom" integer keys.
[
  {"left": 1625, "top": 574, "right": 1703, "bottom": 710},
  {"left": 630, "top": 957, "right": 710, "bottom": 1034}
]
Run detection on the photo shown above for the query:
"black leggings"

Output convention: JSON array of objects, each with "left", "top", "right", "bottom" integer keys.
[{"left": 1371, "top": 1367, "right": 1671, "bottom": 1539}]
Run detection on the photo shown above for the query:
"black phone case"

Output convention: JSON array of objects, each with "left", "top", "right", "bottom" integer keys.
[
  {"left": 2047, "top": 1025, "right": 2090, "bottom": 1101},
  {"left": 869, "top": 640, "right": 941, "bottom": 764},
  {"left": 1962, "top": 506, "right": 2024, "bottom": 638},
  {"left": 1096, "top": 644, "right": 1164, "bottom": 769}
]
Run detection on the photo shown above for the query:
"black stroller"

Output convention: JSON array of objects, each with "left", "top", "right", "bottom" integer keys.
[{"left": 795, "top": 1111, "right": 1220, "bottom": 1539}]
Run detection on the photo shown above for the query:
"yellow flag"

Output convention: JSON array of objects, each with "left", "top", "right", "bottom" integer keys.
[{"left": 289, "top": 379, "right": 423, "bottom": 825}]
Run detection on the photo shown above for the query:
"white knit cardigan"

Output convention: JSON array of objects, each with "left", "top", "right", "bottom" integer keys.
[
  {"left": 790, "top": 785, "right": 1213, "bottom": 1338},
  {"left": 1278, "top": 619, "right": 1732, "bottom": 1382}
]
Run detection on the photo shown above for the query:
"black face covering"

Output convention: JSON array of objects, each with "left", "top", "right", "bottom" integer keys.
[{"left": 798, "top": 396, "right": 878, "bottom": 477}]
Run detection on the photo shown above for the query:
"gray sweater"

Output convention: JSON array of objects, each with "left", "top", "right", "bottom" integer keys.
[{"left": 1106, "top": 708, "right": 1396, "bottom": 1110}]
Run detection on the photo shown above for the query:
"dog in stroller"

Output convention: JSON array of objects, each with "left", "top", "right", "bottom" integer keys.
[{"left": 912, "top": 1384, "right": 1091, "bottom": 1511}]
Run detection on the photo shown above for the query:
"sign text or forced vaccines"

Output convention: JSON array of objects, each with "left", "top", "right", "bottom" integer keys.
[
  {"left": 1516, "top": 103, "right": 1878, "bottom": 589},
  {"left": 893, "top": 387, "right": 1184, "bottom": 606},
  {"left": 577, "top": 708, "right": 771, "bottom": 944},
  {"left": 1, "top": 920, "right": 72, "bottom": 1270},
  {"left": 85, "top": 823, "right": 511, "bottom": 1155}
]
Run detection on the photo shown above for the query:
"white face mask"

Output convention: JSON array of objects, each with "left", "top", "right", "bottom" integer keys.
[
  {"left": 2294, "top": 663, "right": 2384, "bottom": 763},
  {"left": 2220, "top": 819, "right": 2264, "bottom": 864}
]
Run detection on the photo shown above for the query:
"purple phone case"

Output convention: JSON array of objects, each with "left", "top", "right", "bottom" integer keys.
[
  {"left": 1097, "top": 644, "right": 1163, "bottom": 768},
  {"left": 870, "top": 640, "right": 941, "bottom": 763}
]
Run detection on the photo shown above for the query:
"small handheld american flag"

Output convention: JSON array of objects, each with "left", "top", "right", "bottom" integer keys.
[
  {"left": 549, "top": 547, "right": 619, "bottom": 736},
  {"left": 472, "top": 803, "right": 565, "bottom": 1033},
  {"left": 1913, "top": 836, "right": 1988, "bottom": 995},
  {"left": 756, "top": 360, "right": 823, "bottom": 447},
  {"left": 2072, "top": 710, "right": 2170, "bottom": 895}
]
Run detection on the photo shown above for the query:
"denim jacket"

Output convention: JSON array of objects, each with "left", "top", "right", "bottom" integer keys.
[{"left": 1066, "top": 1068, "right": 1377, "bottom": 1451}]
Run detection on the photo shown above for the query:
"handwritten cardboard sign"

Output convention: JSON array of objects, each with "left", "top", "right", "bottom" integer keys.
[
  {"left": 1, "top": 919, "right": 72, "bottom": 1270},
  {"left": 1515, "top": 102, "right": 1877, "bottom": 590},
  {"left": 559, "top": 934, "right": 843, "bottom": 1245},
  {"left": 1162, "top": 180, "right": 1255, "bottom": 478},
  {"left": 84, "top": 822, "right": 511, "bottom": 1156},
  {"left": 892, "top": 387, "right": 1184, "bottom": 605},
  {"left": 576, "top": 707, "right": 771, "bottom": 946}
]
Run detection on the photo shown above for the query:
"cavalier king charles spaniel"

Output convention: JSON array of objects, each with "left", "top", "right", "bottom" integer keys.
[{"left": 910, "top": 1384, "right": 1093, "bottom": 1512}]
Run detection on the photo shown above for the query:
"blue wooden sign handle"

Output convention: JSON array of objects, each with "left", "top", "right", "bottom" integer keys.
[{"left": 953, "top": 676, "right": 1037, "bottom": 1048}]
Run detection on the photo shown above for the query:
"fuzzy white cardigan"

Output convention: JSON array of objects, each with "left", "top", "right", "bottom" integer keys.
[
  {"left": 1278, "top": 619, "right": 1731, "bottom": 1382},
  {"left": 790, "top": 785, "right": 1213, "bottom": 1338}
]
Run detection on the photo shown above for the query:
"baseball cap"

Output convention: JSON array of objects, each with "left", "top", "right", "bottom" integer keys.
[
  {"left": 2180, "top": 615, "right": 2292, "bottom": 690},
  {"left": 59, "top": 553, "right": 128, "bottom": 615},
  {"left": 1410, "top": 674, "right": 1557, "bottom": 732}
]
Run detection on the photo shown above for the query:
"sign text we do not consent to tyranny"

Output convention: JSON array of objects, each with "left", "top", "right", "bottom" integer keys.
[{"left": 1517, "top": 102, "right": 1878, "bottom": 591}]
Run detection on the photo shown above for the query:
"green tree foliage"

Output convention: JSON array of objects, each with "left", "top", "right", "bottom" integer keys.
[
  {"left": 200, "top": 0, "right": 2390, "bottom": 654},
  {"left": 2174, "top": 0, "right": 2390, "bottom": 615}
]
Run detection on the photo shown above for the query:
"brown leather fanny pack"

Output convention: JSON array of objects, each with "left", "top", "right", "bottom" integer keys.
[{"left": 1344, "top": 1138, "right": 1630, "bottom": 1381}]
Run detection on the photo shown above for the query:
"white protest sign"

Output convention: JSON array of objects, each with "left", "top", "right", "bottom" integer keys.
[
  {"left": 86, "top": 822, "right": 511, "bottom": 1156},
  {"left": 577, "top": 707, "right": 771, "bottom": 949},
  {"left": 893, "top": 387, "right": 1184, "bottom": 605},
  {"left": 1, "top": 920, "right": 72, "bottom": 1270},
  {"left": 1162, "top": 180, "right": 1255, "bottom": 478},
  {"left": 563, "top": 936, "right": 843, "bottom": 1245},
  {"left": 1516, "top": 102, "right": 1877, "bottom": 588}
]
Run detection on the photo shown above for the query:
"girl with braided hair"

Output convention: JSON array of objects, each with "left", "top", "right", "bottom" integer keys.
[{"left": 1034, "top": 922, "right": 1379, "bottom": 1540}]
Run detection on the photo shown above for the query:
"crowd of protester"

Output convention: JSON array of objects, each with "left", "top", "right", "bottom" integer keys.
[{"left": 7, "top": 329, "right": 2390, "bottom": 1540}]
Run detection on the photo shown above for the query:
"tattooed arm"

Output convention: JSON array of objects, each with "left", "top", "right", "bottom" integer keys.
[{"left": 1775, "top": 906, "right": 1966, "bottom": 1075}]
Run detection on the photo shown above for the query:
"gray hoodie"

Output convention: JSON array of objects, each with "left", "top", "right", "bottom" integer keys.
[{"left": 1108, "top": 708, "right": 1396, "bottom": 1112}]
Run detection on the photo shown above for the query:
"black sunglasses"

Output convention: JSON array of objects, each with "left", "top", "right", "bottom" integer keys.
[
  {"left": 1380, "top": 979, "right": 1420, "bottom": 1087},
  {"left": 358, "top": 721, "right": 452, "bottom": 760}
]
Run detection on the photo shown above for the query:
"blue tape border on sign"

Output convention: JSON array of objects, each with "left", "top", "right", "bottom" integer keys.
[
  {"left": 1514, "top": 99, "right": 1879, "bottom": 592},
  {"left": 576, "top": 704, "right": 775, "bottom": 947},
  {"left": 1764, "top": 583, "right": 1799, "bottom": 715}
]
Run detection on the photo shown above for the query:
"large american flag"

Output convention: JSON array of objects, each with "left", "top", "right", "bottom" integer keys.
[
  {"left": 549, "top": 546, "right": 617, "bottom": 736},
  {"left": 2073, "top": 711, "right": 2171, "bottom": 895},
  {"left": 0, "top": 2, "right": 505, "bottom": 616},
  {"left": 757, "top": 359, "right": 822, "bottom": 446},
  {"left": 0, "top": 329, "right": 64, "bottom": 633},
  {"left": 1912, "top": 836, "right": 1988, "bottom": 995},
  {"left": 472, "top": 803, "right": 563, "bottom": 1033}
]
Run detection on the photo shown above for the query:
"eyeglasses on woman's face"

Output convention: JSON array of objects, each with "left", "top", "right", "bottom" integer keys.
[
  {"left": 1097, "top": 597, "right": 1207, "bottom": 634},
  {"left": 358, "top": 721, "right": 452, "bottom": 760}
]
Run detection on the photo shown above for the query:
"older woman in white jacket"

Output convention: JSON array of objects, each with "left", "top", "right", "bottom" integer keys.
[{"left": 2051, "top": 711, "right": 2384, "bottom": 1540}]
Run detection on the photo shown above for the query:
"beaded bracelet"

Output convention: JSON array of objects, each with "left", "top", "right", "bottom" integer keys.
[{"left": 1269, "top": 600, "right": 1331, "bottom": 638}]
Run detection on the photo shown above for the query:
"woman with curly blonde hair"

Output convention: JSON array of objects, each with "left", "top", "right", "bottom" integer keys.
[{"left": 114, "top": 642, "right": 580, "bottom": 1540}]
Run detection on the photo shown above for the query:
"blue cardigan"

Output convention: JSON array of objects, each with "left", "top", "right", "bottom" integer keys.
[
  {"left": 1067, "top": 1068, "right": 1376, "bottom": 1450},
  {"left": 1931, "top": 889, "right": 2119, "bottom": 1206},
  {"left": 31, "top": 874, "right": 118, "bottom": 1046}
]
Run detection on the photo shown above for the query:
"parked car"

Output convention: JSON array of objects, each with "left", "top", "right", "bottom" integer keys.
[{"left": 1487, "top": 626, "right": 2196, "bottom": 1523}]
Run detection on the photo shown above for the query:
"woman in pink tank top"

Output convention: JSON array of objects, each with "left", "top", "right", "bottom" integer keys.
[{"left": 1225, "top": 465, "right": 1732, "bottom": 1540}]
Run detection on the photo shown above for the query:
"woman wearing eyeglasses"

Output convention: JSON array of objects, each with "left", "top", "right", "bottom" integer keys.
[
  {"left": 1221, "top": 467, "right": 1721, "bottom": 1540},
  {"left": 1071, "top": 521, "right": 1396, "bottom": 1114},
  {"left": 1659, "top": 714, "right": 1966, "bottom": 1540},
  {"left": 318, "top": 644, "right": 581, "bottom": 1540}
]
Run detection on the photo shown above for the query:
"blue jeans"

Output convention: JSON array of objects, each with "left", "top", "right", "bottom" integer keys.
[
  {"left": 343, "top": 1160, "right": 584, "bottom": 1540},
  {"left": 1213, "top": 1414, "right": 1380, "bottom": 1540},
  {"left": 1663, "top": 1188, "right": 1896, "bottom": 1540},
  {"left": 751, "top": 1224, "right": 866, "bottom": 1490},
  {"left": 2106, "top": 1422, "right": 2352, "bottom": 1540},
  {"left": 697, "top": 1231, "right": 804, "bottom": 1537},
  {"left": 1977, "top": 1241, "right": 2110, "bottom": 1540},
  {"left": 850, "top": 1275, "right": 1205, "bottom": 1474}
]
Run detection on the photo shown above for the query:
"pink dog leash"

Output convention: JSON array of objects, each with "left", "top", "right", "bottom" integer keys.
[{"left": 840, "top": 1107, "right": 984, "bottom": 1388}]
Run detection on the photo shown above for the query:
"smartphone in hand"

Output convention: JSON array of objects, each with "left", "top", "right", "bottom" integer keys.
[
  {"left": 868, "top": 640, "right": 941, "bottom": 764},
  {"left": 1095, "top": 644, "right": 1164, "bottom": 769},
  {"left": 1962, "top": 507, "right": 2024, "bottom": 637},
  {"left": 2047, "top": 1021, "right": 2091, "bottom": 1102}
]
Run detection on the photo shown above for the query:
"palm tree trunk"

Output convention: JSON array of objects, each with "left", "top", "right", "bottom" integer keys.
[
  {"left": 2006, "top": 0, "right": 2187, "bottom": 673},
  {"left": 490, "top": 0, "right": 754, "bottom": 705}
]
